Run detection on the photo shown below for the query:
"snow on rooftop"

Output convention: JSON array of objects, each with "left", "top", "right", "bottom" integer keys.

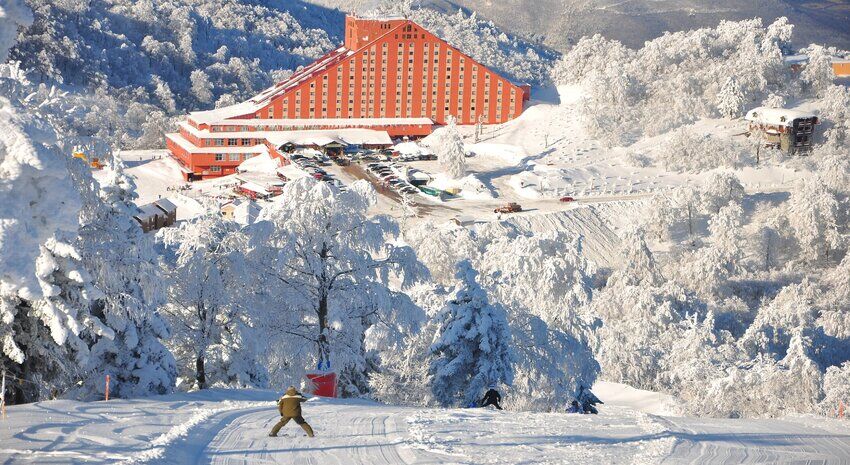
[
  {"left": 744, "top": 107, "right": 817, "bottom": 127},
  {"left": 237, "top": 149, "right": 279, "bottom": 173},
  {"left": 134, "top": 203, "right": 163, "bottom": 220},
  {"left": 165, "top": 133, "right": 266, "bottom": 154},
  {"left": 266, "top": 128, "right": 392, "bottom": 148},
  {"left": 276, "top": 164, "right": 311, "bottom": 181},
  {"left": 154, "top": 198, "right": 177, "bottom": 213},
  {"left": 394, "top": 141, "right": 434, "bottom": 156},
  {"left": 188, "top": 100, "right": 261, "bottom": 124}
]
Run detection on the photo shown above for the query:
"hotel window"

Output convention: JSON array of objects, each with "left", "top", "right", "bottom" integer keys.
[
  {"left": 210, "top": 166, "right": 221, "bottom": 172},
  {"left": 229, "top": 153, "right": 240, "bottom": 162},
  {"left": 241, "top": 138, "right": 251, "bottom": 145},
  {"left": 215, "top": 154, "right": 224, "bottom": 161},
  {"left": 227, "top": 139, "right": 237, "bottom": 146},
  {"left": 214, "top": 138, "right": 224, "bottom": 146}
]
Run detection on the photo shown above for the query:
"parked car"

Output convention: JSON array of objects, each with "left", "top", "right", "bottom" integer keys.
[
  {"left": 494, "top": 202, "right": 522, "bottom": 214},
  {"left": 559, "top": 196, "right": 575, "bottom": 203}
]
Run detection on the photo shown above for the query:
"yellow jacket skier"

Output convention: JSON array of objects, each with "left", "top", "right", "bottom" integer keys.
[{"left": 269, "top": 386, "right": 315, "bottom": 437}]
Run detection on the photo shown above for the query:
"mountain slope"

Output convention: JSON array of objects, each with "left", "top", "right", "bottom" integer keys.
[{"left": 312, "top": 0, "right": 850, "bottom": 51}]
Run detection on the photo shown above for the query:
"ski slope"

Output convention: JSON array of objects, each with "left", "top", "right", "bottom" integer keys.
[{"left": 1, "top": 387, "right": 849, "bottom": 464}]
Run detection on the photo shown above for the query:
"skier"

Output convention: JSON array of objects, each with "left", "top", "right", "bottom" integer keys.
[
  {"left": 577, "top": 386, "right": 603, "bottom": 415},
  {"left": 480, "top": 386, "right": 503, "bottom": 410},
  {"left": 269, "top": 386, "right": 315, "bottom": 437}
]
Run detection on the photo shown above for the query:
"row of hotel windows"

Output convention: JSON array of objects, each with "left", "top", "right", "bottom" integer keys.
[{"left": 210, "top": 153, "right": 256, "bottom": 162}]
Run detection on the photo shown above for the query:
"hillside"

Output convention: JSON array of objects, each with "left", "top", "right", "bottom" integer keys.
[{"left": 313, "top": 0, "right": 850, "bottom": 51}]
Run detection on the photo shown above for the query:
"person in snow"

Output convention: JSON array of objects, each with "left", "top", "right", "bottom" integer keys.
[
  {"left": 577, "top": 386, "right": 603, "bottom": 415},
  {"left": 566, "top": 400, "right": 581, "bottom": 413},
  {"left": 480, "top": 387, "right": 503, "bottom": 410},
  {"left": 269, "top": 386, "right": 315, "bottom": 437}
]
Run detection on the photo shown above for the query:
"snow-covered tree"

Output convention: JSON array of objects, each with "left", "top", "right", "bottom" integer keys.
[
  {"left": 158, "top": 213, "right": 267, "bottom": 390},
  {"left": 785, "top": 177, "right": 842, "bottom": 264},
  {"left": 0, "top": 0, "right": 32, "bottom": 63},
  {"left": 0, "top": 97, "right": 109, "bottom": 403},
  {"left": 700, "top": 172, "right": 745, "bottom": 214},
  {"left": 761, "top": 93, "right": 786, "bottom": 108},
  {"left": 251, "top": 178, "right": 425, "bottom": 395},
  {"left": 475, "top": 232, "right": 599, "bottom": 410},
  {"left": 434, "top": 116, "right": 466, "bottom": 179},
  {"left": 75, "top": 157, "right": 176, "bottom": 399},
  {"left": 717, "top": 77, "right": 745, "bottom": 118},
  {"left": 429, "top": 261, "right": 513, "bottom": 407},
  {"left": 819, "top": 362, "right": 850, "bottom": 417},
  {"left": 800, "top": 45, "right": 836, "bottom": 98},
  {"left": 612, "top": 227, "right": 663, "bottom": 287},
  {"left": 190, "top": 69, "right": 213, "bottom": 104}
]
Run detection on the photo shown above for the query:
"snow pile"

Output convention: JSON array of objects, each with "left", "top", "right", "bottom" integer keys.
[
  {"left": 393, "top": 141, "right": 434, "bottom": 157},
  {"left": 237, "top": 150, "right": 279, "bottom": 173},
  {"left": 430, "top": 173, "right": 496, "bottom": 200}
]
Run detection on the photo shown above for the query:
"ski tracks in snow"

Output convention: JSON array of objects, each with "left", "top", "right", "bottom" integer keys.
[{"left": 198, "top": 398, "right": 428, "bottom": 465}]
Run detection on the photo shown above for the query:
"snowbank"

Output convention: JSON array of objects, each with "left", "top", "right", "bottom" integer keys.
[
  {"left": 592, "top": 381, "right": 679, "bottom": 416},
  {"left": 430, "top": 173, "right": 496, "bottom": 200}
]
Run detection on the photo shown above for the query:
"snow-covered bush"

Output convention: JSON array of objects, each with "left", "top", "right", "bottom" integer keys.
[{"left": 655, "top": 128, "right": 749, "bottom": 173}]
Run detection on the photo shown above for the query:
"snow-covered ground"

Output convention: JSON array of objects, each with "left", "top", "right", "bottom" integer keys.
[{"left": 1, "top": 386, "right": 848, "bottom": 464}]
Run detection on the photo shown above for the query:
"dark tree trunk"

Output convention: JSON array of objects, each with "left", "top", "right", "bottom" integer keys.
[{"left": 196, "top": 354, "right": 206, "bottom": 390}]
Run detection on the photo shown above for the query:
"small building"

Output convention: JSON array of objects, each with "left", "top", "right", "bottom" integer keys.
[
  {"left": 744, "top": 107, "right": 819, "bottom": 155},
  {"left": 834, "top": 59, "right": 850, "bottom": 78},
  {"left": 153, "top": 199, "right": 178, "bottom": 226},
  {"left": 133, "top": 200, "right": 178, "bottom": 232},
  {"left": 220, "top": 199, "right": 262, "bottom": 225}
]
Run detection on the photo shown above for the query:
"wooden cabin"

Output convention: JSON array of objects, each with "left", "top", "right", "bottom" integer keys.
[{"left": 744, "top": 107, "right": 819, "bottom": 155}]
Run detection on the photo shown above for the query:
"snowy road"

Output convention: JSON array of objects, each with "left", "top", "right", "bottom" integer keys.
[
  {"left": 2, "top": 389, "right": 850, "bottom": 464},
  {"left": 659, "top": 415, "right": 850, "bottom": 464},
  {"left": 199, "top": 399, "right": 426, "bottom": 465}
]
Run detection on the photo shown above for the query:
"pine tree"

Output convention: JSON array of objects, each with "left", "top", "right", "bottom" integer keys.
[
  {"left": 429, "top": 260, "right": 513, "bottom": 407},
  {"left": 717, "top": 77, "right": 745, "bottom": 119},
  {"left": 436, "top": 116, "right": 467, "bottom": 179}
]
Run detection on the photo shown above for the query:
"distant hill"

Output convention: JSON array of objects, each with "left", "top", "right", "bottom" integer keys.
[{"left": 311, "top": 0, "right": 850, "bottom": 51}]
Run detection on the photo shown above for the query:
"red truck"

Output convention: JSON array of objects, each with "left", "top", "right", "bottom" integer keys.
[{"left": 494, "top": 202, "right": 522, "bottom": 214}]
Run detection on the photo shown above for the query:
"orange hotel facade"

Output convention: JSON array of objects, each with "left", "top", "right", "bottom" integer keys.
[{"left": 167, "top": 15, "right": 530, "bottom": 180}]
